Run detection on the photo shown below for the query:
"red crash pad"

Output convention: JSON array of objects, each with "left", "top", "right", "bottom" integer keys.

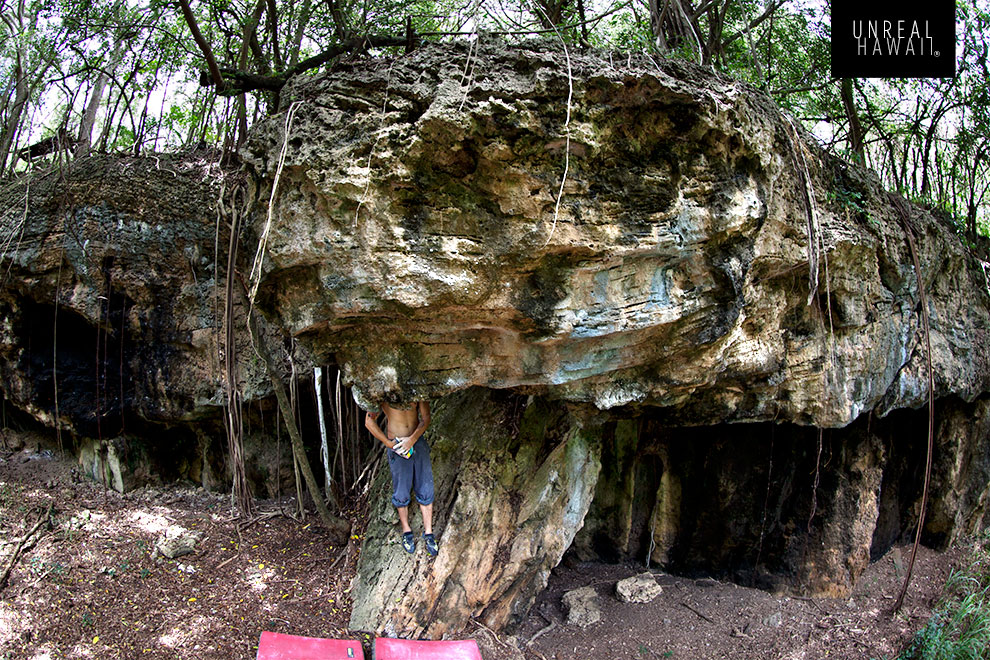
[
  {"left": 257, "top": 631, "right": 364, "bottom": 659},
  {"left": 374, "top": 638, "right": 482, "bottom": 660}
]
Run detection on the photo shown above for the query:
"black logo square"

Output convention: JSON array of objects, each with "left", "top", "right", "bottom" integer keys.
[{"left": 831, "top": 1, "right": 956, "bottom": 78}]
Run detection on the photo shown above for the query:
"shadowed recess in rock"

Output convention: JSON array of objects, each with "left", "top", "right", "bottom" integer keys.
[
  {"left": 571, "top": 406, "right": 956, "bottom": 595},
  {"left": 348, "top": 388, "right": 990, "bottom": 636},
  {"left": 13, "top": 297, "right": 132, "bottom": 438}
]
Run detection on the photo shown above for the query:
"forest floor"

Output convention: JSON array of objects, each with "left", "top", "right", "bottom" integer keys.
[{"left": 0, "top": 429, "right": 967, "bottom": 660}]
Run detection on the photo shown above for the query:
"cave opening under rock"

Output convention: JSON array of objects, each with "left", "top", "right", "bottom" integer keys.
[
  {"left": 348, "top": 388, "right": 985, "bottom": 636},
  {"left": 14, "top": 296, "right": 133, "bottom": 439},
  {"left": 572, "top": 403, "right": 937, "bottom": 594}
]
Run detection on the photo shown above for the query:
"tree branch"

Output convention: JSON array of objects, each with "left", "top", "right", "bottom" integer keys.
[
  {"left": 213, "top": 34, "right": 408, "bottom": 95},
  {"left": 289, "top": 34, "right": 407, "bottom": 77},
  {"left": 235, "top": 280, "right": 350, "bottom": 543},
  {"left": 176, "top": 0, "right": 226, "bottom": 91},
  {"left": 0, "top": 503, "right": 52, "bottom": 592},
  {"left": 722, "top": 0, "right": 787, "bottom": 46},
  {"left": 205, "top": 0, "right": 635, "bottom": 97}
]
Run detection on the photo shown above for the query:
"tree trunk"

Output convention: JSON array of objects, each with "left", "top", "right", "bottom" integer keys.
[
  {"left": 75, "top": 71, "right": 109, "bottom": 159},
  {"left": 0, "top": 72, "right": 14, "bottom": 130},
  {"left": 325, "top": 0, "right": 347, "bottom": 40},
  {"left": 236, "top": 283, "right": 350, "bottom": 542},
  {"left": 576, "top": 0, "right": 588, "bottom": 43},
  {"left": 648, "top": 0, "right": 669, "bottom": 51},
  {"left": 224, "top": 210, "right": 253, "bottom": 516},
  {"left": 0, "top": 57, "right": 28, "bottom": 175},
  {"left": 75, "top": 41, "right": 127, "bottom": 159},
  {"left": 266, "top": 0, "right": 283, "bottom": 71},
  {"left": 287, "top": 0, "right": 313, "bottom": 67},
  {"left": 918, "top": 99, "right": 956, "bottom": 200},
  {"left": 840, "top": 78, "right": 865, "bottom": 164},
  {"left": 233, "top": 0, "right": 267, "bottom": 148},
  {"left": 176, "top": 0, "right": 226, "bottom": 90},
  {"left": 648, "top": 0, "right": 703, "bottom": 61},
  {"left": 966, "top": 143, "right": 987, "bottom": 239},
  {"left": 97, "top": 87, "right": 122, "bottom": 152}
]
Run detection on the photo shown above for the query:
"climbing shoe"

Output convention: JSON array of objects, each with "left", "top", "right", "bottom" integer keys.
[
  {"left": 402, "top": 531, "right": 416, "bottom": 554},
  {"left": 423, "top": 533, "right": 439, "bottom": 557}
]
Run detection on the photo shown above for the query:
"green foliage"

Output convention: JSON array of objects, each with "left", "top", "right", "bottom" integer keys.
[
  {"left": 898, "top": 537, "right": 990, "bottom": 660},
  {"left": 898, "top": 596, "right": 990, "bottom": 660},
  {"left": 827, "top": 186, "right": 875, "bottom": 227},
  {"left": 27, "top": 557, "right": 68, "bottom": 583}
]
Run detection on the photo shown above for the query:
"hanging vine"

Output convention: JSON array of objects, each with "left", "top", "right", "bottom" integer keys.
[
  {"left": 220, "top": 183, "right": 253, "bottom": 517},
  {"left": 889, "top": 193, "right": 936, "bottom": 614}
]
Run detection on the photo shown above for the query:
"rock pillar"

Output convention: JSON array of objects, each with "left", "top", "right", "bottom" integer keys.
[{"left": 349, "top": 389, "right": 601, "bottom": 636}]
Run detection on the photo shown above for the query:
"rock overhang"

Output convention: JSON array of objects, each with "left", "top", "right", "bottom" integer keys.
[{"left": 240, "top": 38, "right": 990, "bottom": 425}]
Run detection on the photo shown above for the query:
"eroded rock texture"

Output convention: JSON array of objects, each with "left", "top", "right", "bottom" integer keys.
[
  {"left": 0, "top": 155, "right": 226, "bottom": 431},
  {"left": 242, "top": 39, "right": 990, "bottom": 427},
  {"left": 238, "top": 40, "right": 990, "bottom": 634},
  {"left": 0, "top": 154, "right": 282, "bottom": 491},
  {"left": 350, "top": 389, "right": 600, "bottom": 637},
  {"left": 351, "top": 393, "right": 990, "bottom": 635}
]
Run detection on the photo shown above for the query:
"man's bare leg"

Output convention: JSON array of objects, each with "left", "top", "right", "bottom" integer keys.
[
  {"left": 421, "top": 503, "right": 433, "bottom": 535},
  {"left": 397, "top": 506, "right": 412, "bottom": 534}
]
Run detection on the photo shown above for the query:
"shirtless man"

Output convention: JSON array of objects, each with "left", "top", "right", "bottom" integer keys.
[{"left": 364, "top": 400, "right": 438, "bottom": 556}]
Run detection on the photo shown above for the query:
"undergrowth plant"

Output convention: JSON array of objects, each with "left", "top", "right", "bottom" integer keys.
[{"left": 897, "top": 535, "right": 990, "bottom": 660}]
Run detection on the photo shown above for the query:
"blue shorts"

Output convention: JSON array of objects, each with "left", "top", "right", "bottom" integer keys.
[{"left": 387, "top": 441, "right": 434, "bottom": 508}]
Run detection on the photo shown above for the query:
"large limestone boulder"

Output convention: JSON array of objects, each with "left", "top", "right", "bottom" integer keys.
[
  {"left": 242, "top": 38, "right": 990, "bottom": 427},
  {"left": 236, "top": 40, "right": 990, "bottom": 632}
]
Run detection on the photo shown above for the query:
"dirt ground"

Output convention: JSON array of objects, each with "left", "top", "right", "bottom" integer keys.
[
  {"left": 514, "top": 547, "right": 958, "bottom": 660},
  {"left": 0, "top": 430, "right": 964, "bottom": 660}
]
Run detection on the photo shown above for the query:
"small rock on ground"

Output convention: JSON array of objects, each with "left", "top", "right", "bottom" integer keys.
[
  {"left": 616, "top": 572, "right": 663, "bottom": 603},
  {"left": 155, "top": 525, "right": 203, "bottom": 559},
  {"left": 563, "top": 586, "right": 601, "bottom": 628}
]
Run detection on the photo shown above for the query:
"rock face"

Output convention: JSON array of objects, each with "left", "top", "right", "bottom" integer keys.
[
  {"left": 238, "top": 38, "right": 990, "bottom": 633},
  {"left": 2, "top": 40, "right": 990, "bottom": 640},
  {"left": 242, "top": 38, "right": 990, "bottom": 426},
  {"left": 0, "top": 154, "right": 229, "bottom": 432},
  {"left": 349, "top": 389, "right": 601, "bottom": 637},
  {"left": 0, "top": 154, "right": 288, "bottom": 494}
]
